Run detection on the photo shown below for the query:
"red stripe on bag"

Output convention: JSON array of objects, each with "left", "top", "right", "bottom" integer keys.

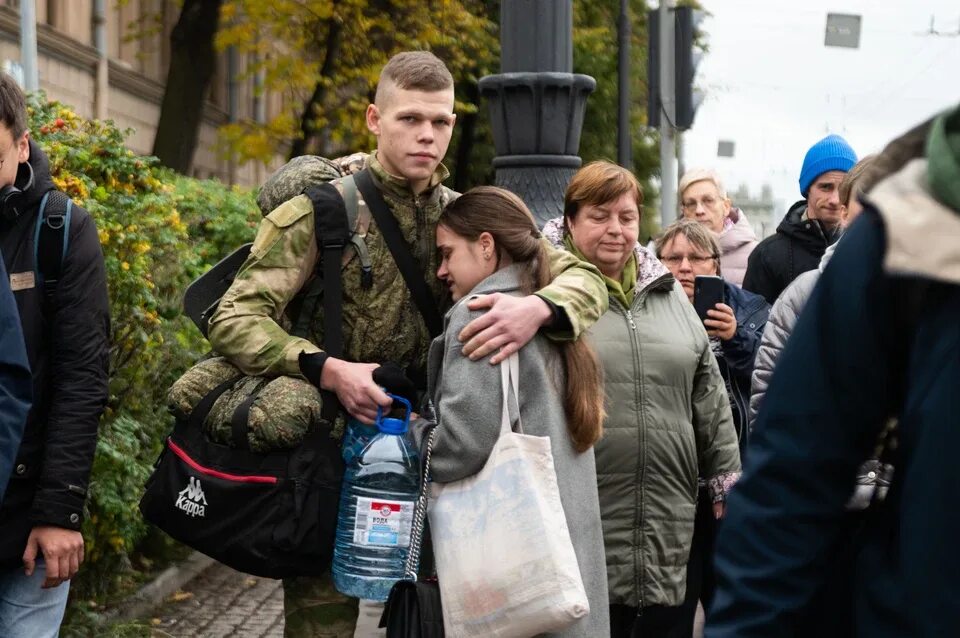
[{"left": 167, "top": 438, "right": 279, "bottom": 484}]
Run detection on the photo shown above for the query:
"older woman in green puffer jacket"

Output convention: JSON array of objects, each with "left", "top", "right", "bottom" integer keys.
[{"left": 543, "top": 161, "right": 741, "bottom": 638}]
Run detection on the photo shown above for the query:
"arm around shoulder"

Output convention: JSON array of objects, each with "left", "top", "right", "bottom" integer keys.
[{"left": 535, "top": 239, "right": 608, "bottom": 340}]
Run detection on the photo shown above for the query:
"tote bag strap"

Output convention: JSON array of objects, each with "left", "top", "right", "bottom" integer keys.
[{"left": 499, "top": 352, "right": 523, "bottom": 435}]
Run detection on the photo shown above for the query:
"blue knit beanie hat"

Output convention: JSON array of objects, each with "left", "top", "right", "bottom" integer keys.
[{"left": 799, "top": 134, "right": 857, "bottom": 196}]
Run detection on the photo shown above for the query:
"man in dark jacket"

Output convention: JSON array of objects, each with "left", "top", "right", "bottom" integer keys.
[
  {"left": 0, "top": 73, "right": 109, "bottom": 635},
  {"left": 743, "top": 134, "right": 857, "bottom": 304},
  {"left": 708, "top": 106, "right": 960, "bottom": 637},
  {"left": 0, "top": 253, "right": 32, "bottom": 505}
]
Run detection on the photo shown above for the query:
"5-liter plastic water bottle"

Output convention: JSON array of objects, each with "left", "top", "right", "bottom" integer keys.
[
  {"left": 332, "top": 396, "right": 420, "bottom": 601},
  {"left": 341, "top": 418, "right": 379, "bottom": 466}
]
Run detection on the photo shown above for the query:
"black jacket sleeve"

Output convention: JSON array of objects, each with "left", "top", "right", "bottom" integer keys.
[
  {"left": 30, "top": 209, "right": 110, "bottom": 530},
  {"left": 0, "top": 254, "right": 32, "bottom": 505},
  {"left": 708, "top": 213, "right": 898, "bottom": 636}
]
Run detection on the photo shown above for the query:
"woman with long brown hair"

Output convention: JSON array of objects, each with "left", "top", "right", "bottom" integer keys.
[{"left": 427, "top": 185, "right": 609, "bottom": 637}]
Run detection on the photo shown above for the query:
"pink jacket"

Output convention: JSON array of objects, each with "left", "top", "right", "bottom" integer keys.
[{"left": 719, "top": 208, "right": 759, "bottom": 287}]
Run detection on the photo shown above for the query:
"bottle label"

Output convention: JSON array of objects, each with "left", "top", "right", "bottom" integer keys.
[{"left": 353, "top": 497, "right": 414, "bottom": 547}]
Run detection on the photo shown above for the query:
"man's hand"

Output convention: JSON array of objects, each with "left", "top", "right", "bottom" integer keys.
[
  {"left": 704, "top": 303, "right": 737, "bottom": 341},
  {"left": 320, "top": 358, "right": 392, "bottom": 424},
  {"left": 713, "top": 502, "right": 726, "bottom": 520},
  {"left": 23, "top": 526, "right": 84, "bottom": 588},
  {"left": 459, "top": 294, "right": 553, "bottom": 364}
]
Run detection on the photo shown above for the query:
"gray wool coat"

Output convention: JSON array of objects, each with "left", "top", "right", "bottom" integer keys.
[{"left": 427, "top": 264, "right": 610, "bottom": 638}]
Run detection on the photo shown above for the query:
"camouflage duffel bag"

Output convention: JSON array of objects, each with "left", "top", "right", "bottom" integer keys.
[{"left": 168, "top": 357, "right": 325, "bottom": 452}]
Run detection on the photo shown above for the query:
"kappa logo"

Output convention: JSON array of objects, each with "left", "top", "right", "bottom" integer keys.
[{"left": 175, "top": 476, "right": 207, "bottom": 518}]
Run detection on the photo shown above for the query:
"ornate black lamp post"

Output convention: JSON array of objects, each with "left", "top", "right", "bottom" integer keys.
[{"left": 479, "top": 0, "right": 596, "bottom": 226}]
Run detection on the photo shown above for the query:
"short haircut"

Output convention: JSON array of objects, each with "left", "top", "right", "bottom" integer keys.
[
  {"left": 374, "top": 51, "right": 454, "bottom": 106},
  {"left": 655, "top": 219, "right": 722, "bottom": 275},
  {"left": 563, "top": 160, "right": 643, "bottom": 223},
  {"left": 0, "top": 72, "right": 27, "bottom": 138},
  {"left": 838, "top": 155, "right": 879, "bottom": 205},
  {"left": 678, "top": 168, "right": 727, "bottom": 203}
]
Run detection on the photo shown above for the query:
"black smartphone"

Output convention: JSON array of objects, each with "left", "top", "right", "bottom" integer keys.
[{"left": 693, "top": 275, "right": 725, "bottom": 323}]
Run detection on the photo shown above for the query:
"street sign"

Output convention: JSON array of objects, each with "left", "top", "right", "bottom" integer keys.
[
  {"left": 717, "top": 140, "right": 735, "bottom": 158},
  {"left": 825, "top": 13, "right": 861, "bottom": 48}
]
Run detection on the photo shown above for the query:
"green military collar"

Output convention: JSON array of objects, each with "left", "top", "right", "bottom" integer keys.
[{"left": 368, "top": 152, "right": 451, "bottom": 206}]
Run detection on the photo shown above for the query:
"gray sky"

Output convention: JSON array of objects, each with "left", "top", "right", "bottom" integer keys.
[{"left": 682, "top": 0, "right": 960, "bottom": 225}]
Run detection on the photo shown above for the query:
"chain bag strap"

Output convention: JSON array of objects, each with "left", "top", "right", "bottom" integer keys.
[{"left": 403, "top": 424, "right": 438, "bottom": 581}]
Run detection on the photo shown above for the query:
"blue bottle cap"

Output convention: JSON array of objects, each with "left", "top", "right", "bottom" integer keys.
[{"left": 377, "top": 416, "right": 408, "bottom": 435}]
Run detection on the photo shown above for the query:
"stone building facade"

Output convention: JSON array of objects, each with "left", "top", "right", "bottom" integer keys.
[{"left": 0, "top": 0, "right": 281, "bottom": 186}]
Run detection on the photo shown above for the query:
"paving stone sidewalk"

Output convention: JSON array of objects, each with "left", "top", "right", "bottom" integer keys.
[{"left": 146, "top": 562, "right": 283, "bottom": 637}]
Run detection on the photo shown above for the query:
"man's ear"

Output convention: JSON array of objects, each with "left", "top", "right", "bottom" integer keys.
[
  {"left": 17, "top": 131, "right": 29, "bottom": 163},
  {"left": 366, "top": 104, "right": 382, "bottom": 136}
]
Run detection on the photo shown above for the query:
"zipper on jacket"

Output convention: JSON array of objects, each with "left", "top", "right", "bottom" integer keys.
[
  {"left": 614, "top": 297, "right": 646, "bottom": 609},
  {"left": 633, "top": 299, "right": 648, "bottom": 611},
  {"left": 626, "top": 276, "right": 674, "bottom": 609}
]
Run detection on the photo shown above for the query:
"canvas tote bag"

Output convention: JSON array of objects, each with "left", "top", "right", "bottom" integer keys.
[{"left": 427, "top": 353, "right": 589, "bottom": 637}]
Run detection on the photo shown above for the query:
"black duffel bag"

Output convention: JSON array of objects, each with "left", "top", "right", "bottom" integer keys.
[{"left": 139, "top": 376, "right": 344, "bottom": 579}]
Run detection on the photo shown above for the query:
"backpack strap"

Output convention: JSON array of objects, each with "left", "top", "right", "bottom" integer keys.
[
  {"left": 289, "top": 174, "right": 373, "bottom": 340},
  {"left": 353, "top": 170, "right": 443, "bottom": 338},
  {"left": 33, "top": 191, "right": 72, "bottom": 311},
  {"left": 302, "top": 183, "right": 352, "bottom": 423},
  {"left": 341, "top": 175, "right": 373, "bottom": 289}
]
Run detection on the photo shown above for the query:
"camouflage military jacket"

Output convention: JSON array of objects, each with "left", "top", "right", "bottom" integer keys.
[{"left": 207, "top": 152, "right": 608, "bottom": 383}]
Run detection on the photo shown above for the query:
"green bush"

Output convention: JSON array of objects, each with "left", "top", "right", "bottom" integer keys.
[{"left": 26, "top": 95, "right": 259, "bottom": 613}]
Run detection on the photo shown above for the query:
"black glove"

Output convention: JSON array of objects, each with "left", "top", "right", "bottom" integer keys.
[{"left": 372, "top": 362, "right": 418, "bottom": 408}]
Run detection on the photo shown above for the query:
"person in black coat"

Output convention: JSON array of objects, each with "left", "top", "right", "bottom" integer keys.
[
  {"left": 708, "top": 107, "right": 960, "bottom": 637},
  {"left": 0, "top": 73, "right": 109, "bottom": 635},
  {"left": 743, "top": 134, "right": 857, "bottom": 304},
  {"left": 0, "top": 252, "right": 32, "bottom": 505},
  {"left": 655, "top": 220, "right": 769, "bottom": 632}
]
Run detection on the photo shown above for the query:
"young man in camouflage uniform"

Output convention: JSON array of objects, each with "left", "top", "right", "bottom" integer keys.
[{"left": 207, "top": 51, "right": 609, "bottom": 637}]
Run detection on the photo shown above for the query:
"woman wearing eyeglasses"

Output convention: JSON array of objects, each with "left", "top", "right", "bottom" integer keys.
[
  {"left": 678, "top": 169, "right": 759, "bottom": 287},
  {"left": 654, "top": 219, "right": 769, "bottom": 634},
  {"left": 542, "top": 162, "right": 740, "bottom": 637}
]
